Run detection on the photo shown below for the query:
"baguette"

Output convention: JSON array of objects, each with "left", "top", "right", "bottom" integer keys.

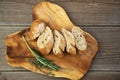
[
  {"left": 29, "top": 19, "right": 46, "bottom": 40},
  {"left": 72, "top": 27, "right": 87, "bottom": 53},
  {"left": 37, "top": 26, "right": 54, "bottom": 55},
  {"left": 61, "top": 28, "right": 76, "bottom": 55},
  {"left": 53, "top": 30, "right": 66, "bottom": 57}
]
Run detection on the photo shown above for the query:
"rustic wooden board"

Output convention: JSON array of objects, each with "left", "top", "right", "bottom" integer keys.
[
  {"left": 0, "top": 0, "right": 120, "bottom": 80},
  {"left": 0, "top": 0, "right": 120, "bottom": 25},
  {"left": 0, "top": 26, "right": 120, "bottom": 71},
  {"left": 0, "top": 71, "right": 120, "bottom": 80}
]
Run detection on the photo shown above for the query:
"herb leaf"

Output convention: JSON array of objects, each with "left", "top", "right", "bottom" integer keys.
[{"left": 22, "top": 36, "right": 60, "bottom": 71}]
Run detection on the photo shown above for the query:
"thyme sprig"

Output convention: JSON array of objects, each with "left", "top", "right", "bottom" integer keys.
[{"left": 22, "top": 36, "right": 60, "bottom": 71}]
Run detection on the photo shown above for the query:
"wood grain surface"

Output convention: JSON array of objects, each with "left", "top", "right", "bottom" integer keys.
[
  {"left": 0, "top": 0, "right": 120, "bottom": 25},
  {"left": 0, "top": 0, "right": 120, "bottom": 80}
]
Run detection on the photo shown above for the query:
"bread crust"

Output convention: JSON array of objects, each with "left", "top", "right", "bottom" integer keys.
[{"left": 29, "top": 19, "right": 46, "bottom": 40}]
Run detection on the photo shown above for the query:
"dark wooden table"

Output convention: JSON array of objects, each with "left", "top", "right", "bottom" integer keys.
[{"left": 0, "top": 0, "right": 120, "bottom": 80}]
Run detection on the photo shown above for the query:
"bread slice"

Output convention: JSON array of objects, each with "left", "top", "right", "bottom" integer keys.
[
  {"left": 61, "top": 28, "right": 76, "bottom": 55},
  {"left": 37, "top": 26, "right": 54, "bottom": 55},
  {"left": 29, "top": 19, "right": 46, "bottom": 40},
  {"left": 72, "top": 27, "right": 87, "bottom": 52},
  {"left": 53, "top": 30, "right": 66, "bottom": 57}
]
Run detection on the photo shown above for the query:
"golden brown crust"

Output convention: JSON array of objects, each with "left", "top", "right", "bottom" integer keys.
[{"left": 29, "top": 19, "right": 46, "bottom": 40}]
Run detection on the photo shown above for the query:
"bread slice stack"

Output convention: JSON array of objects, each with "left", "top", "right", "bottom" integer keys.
[{"left": 29, "top": 22, "right": 87, "bottom": 57}]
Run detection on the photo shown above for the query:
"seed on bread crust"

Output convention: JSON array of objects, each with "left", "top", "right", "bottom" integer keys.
[{"left": 30, "top": 19, "right": 46, "bottom": 40}]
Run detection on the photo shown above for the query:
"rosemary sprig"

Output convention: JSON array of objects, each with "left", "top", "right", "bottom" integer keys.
[{"left": 22, "top": 36, "right": 60, "bottom": 71}]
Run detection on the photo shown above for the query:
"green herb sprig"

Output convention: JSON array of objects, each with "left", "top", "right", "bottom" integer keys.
[{"left": 22, "top": 36, "right": 60, "bottom": 71}]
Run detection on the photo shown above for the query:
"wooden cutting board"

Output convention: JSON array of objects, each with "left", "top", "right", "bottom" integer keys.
[{"left": 5, "top": 2, "right": 98, "bottom": 80}]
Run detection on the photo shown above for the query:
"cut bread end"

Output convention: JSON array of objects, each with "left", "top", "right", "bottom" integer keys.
[{"left": 30, "top": 19, "right": 46, "bottom": 40}]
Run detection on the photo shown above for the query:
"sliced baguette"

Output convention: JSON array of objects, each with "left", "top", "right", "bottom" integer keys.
[
  {"left": 37, "top": 26, "right": 54, "bottom": 55},
  {"left": 72, "top": 27, "right": 87, "bottom": 53},
  {"left": 61, "top": 28, "right": 76, "bottom": 55},
  {"left": 30, "top": 19, "right": 46, "bottom": 40},
  {"left": 53, "top": 30, "right": 66, "bottom": 57}
]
